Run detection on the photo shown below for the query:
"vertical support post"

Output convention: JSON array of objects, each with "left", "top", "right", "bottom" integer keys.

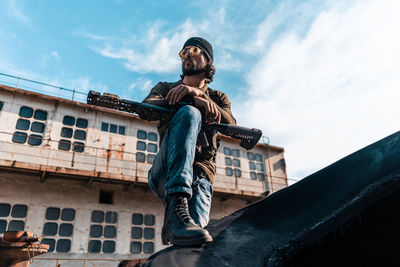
[{"left": 265, "top": 147, "right": 274, "bottom": 194}]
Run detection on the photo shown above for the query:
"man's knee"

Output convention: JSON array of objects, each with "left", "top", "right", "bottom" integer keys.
[
  {"left": 170, "top": 105, "right": 202, "bottom": 129},
  {"left": 176, "top": 105, "right": 202, "bottom": 122}
]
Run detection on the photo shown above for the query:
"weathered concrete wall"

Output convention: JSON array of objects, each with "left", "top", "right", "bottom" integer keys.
[
  {"left": 0, "top": 172, "right": 252, "bottom": 266},
  {"left": 0, "top": 85, "right": 288, "bottom": 197}
]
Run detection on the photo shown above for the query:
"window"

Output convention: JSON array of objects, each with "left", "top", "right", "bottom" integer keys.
[
  {"left": 130, "top": 213, "right": 156, "bottom": 254},
  {"left": 248, "top": 152, "right": 266, "bottom": 181},
  {"left": 147, "top": 154, "right": 156, "bottom": 164},
  {"left": 41, "top": 207, "right": 75, "bottom": 253},
  {"left": 136, "top": 130, "right": 158, "bottom": 164},
  {"left": 74, "top": 130, "right": 86, "bottom": 140},
  {"left": 19, "top": 106, "right": 33, "bottom": 118},
  {"left": 232, "top": 149, "right": 240, "bottom": 157},
  {"left": 223, "top": 147, "right": 231, "bottom": 156},
  {"left": 58, "top": 115, "right": 88, "bottom": 153},
  {"left": 31, "top": 122, "right": 45, "bottom": 133},
  {"left": 16, "top": 119, "right": 30, "bottom": 130},
  {"left": 224, "top": 147, "right": 241, "bottom": 178},
  {"left": 12, "top": 132, "right": 27, "bottom": 143},
  {"left": 137, "top": 131, "right": 147, "bottom": 140},
  {"left": 0, "top": 101, "right": 3, "bottom": 111},
  {"left": 233, "top": 159, "right": 241, "bottom": 167},
  {"left": 61, "top": 127, "right": 73, "bottom": 138},
  {"left": 76, "top": 118, "right": 88, "bottom": 128},
  {"left": 136, "top": 152, "right": 146, "bottom": 163},
  {"left": 101, "top": 122, "right": 126, "bottom": 136},
  {"left": 12, "top": 106, "right": 47, "bottom": 146},
  {"left": 137, "top": 141, "right": 146, "bottom": 151},
  {"left": 73, "top": 142, "right": 84, "bottom": 152},
  {"left": 34, "top": 110, "right": 47, "bottom": 121},
  {"left": 28, "top": 134, "right": 42, "bottom": 146},
  {"left": 0, "top": 203, "right": 28, "bottom": 234},
  {"left": 88, "top": 210, "right": 118, "bottom": 254},
  {"left": 99, "top": 191, "right": 113, "bottom": 204},
  {"left": 110, "top": 124, "right": 117, "bottom": 133},
  {"left": 63, "top": 116, "right": 75, "bottom": 126},
  {"left": 58, "top": 139, "right": 71, "bottom": 150}
]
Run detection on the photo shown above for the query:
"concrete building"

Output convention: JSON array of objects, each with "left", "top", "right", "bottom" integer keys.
[{"left": 0, "top": 83, "right": 288, "bottom": 266}]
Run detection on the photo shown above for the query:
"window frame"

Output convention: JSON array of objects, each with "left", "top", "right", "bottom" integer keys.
[
  {"left": 223, "top": 146, "right": 242, "bottom": 179},
  {"left": 41, "top": 206, "right": 76, "bottom": 253},
  {"left": 136, "top": 129, "right": 158, "bottom": 164},
  {"left": 247, "top": 152, "right": 267, "bottom": 181},
  {"left": 0, "top": 203, "right": 28, "bottom": 235},
  {"left": 130, "top": 213, "right": 156, "bottom": 255},
  {"left": 101, "top": 121, "right": 126, "bottom": 136},
  {"left": 88, "top": 210, "right": 118, "bottom": 254},
  {"left": 12, "top": 106, "right": 47, "bottom": 147},
  {"left": 58, "top": 115, "right": 88, "bottom": 153}
]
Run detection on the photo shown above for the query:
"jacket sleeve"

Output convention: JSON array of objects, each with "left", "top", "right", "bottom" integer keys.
[
  {"left": 142, "top": 82, "right": 170, "bottom": 108},
  {"left": 203, "top": 91, "right": 236, "bottom": 125}
]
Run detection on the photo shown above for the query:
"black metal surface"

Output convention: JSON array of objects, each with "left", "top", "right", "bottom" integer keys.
[{"left": 139, "top": 130, "right": 400, "bottom": 267}]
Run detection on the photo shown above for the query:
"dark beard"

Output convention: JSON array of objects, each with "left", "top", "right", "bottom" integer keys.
[{"left": 182, "top": 64, "right": 208, "bottom": 76}]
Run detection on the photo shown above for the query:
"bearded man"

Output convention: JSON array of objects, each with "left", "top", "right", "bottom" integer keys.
[{"left": 140, "top": 37, "right": 236, "bottom": 246}]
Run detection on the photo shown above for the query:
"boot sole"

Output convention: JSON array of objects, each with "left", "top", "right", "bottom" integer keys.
[{"left": 162, "top": 232, "right": 213, "bottom": 246}]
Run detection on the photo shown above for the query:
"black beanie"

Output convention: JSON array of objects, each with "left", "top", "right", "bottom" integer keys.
[{"left": 183, "top": 37, "right": 214, "bottom": 64}]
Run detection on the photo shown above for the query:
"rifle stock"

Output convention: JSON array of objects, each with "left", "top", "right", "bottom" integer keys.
[{"left": 87, "top": 90, "right": 263, "bottom": 150}]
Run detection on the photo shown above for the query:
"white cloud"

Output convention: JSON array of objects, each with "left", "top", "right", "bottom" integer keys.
[
  {"left": 67, "top": 76, "right": 108, "bottom": 93},
  {"left": 215, "top": 50, "right": 242, "bottom": 71},
  {"left": 141, "top": 80, "right": 153, "bottom": 92},
  {"left": 7, "top": 1, "right": 32, "bottom": 28},
  {"left": 40, "top": 51, "right": 61, "bottom": 67},
  {"left": 128, "top": 79, "right": 153, "bottom": 93},
  {"left": 50, "top": 51, "right": 60, "bottom": 61},
  {"left": 91, "top": 19, "right": 198, "bottom": 74},
  {"left": 235, "top": 0, "right": 400, "bottom": 182},
  {"left": 88, "top": 6, "right": 243, "bottom": 74}
]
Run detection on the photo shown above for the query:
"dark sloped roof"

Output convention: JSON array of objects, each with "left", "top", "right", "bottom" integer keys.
[{"left": 140, "top": 130, "right": 400, "bottom": 267}]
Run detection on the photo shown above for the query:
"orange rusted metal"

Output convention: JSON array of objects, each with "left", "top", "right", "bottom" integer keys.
[{"left": 0, "top": 231, "right": 49, "bottom": 267}]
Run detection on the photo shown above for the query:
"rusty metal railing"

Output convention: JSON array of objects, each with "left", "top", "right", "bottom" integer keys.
[
  {"left": 0, "top": 72, "right": 87, "bottom": 103},
  {"left": 0, "top": 131, "right": 292, "bottom": 195}
]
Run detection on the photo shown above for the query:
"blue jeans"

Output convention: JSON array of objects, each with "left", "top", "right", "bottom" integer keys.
[{"left": 148, "top": 105, "right": 213, "bottom": 228}]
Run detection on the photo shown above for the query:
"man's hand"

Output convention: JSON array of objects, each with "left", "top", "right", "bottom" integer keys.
[
  {"left": 166, "top": 84, "right": 205, "bottom": 105},
  {"left": 193, "top": 96, "right": 221, "bottom": 124}
]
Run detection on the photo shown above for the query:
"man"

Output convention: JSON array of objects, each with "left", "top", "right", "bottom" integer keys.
[{"left": 140, "top": 37, "right": 236, "bottom": 246}]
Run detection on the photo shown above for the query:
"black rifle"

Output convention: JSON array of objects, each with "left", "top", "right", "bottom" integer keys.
[{"left": 87, "top": 90, "right": 262, "bottom": 150}]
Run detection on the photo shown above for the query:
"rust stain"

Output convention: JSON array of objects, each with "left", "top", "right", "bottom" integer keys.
[
  {"left": 114, "top": 142, "right": 125, "bottom": 160},
  {"left": 106, "top": 135, "right": 112, "bottom": 172},
  {"left": 71, "top": 151, "right": 75, "bottom": 167}
]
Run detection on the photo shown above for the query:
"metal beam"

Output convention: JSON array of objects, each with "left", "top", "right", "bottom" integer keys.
[
  {"left": 124, "top": 182, "right": 136, "bottom": 191},
  {"left": 86, "top": 177, "right": 94, "bottom": 188},
  {"left": 40, "top": 171, "right": 47, "bottom": 183}
]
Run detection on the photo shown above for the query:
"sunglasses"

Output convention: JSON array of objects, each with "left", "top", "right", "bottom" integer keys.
[{"left": 179, "top": 46, "right": 202, "bottom": 59}]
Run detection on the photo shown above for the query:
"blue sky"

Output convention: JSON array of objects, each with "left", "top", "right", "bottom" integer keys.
[{"left": 1, "top": 0, "right": 399, "bottom": 183}]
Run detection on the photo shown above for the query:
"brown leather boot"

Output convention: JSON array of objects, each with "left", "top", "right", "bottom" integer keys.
[{"left": 161, "top": 195, "right": 212, "bottom": 246}]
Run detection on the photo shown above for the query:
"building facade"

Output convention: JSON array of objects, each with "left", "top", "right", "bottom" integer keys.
[{"left": 0, "top": 84, "right": 287, "bottom": 266}]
